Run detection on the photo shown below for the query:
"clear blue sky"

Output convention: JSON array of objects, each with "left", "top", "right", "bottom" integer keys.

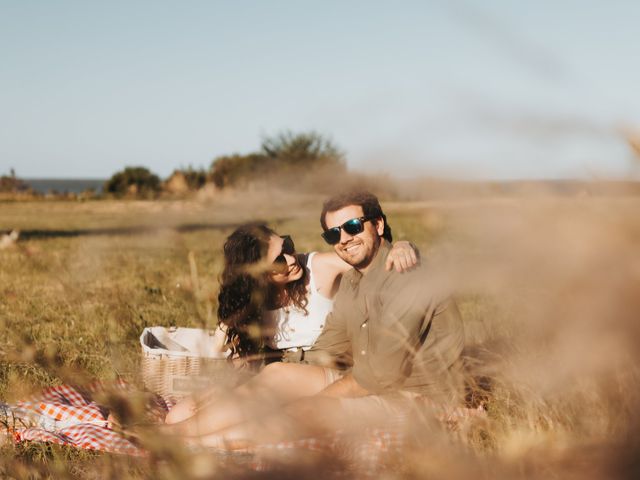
[{"left": 1, "top": 0, "right": 639, "bottom": 180}]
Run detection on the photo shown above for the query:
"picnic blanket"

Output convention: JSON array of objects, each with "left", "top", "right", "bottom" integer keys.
[
  {"left": 1, "top": 382, "right": 484, "bottom": 473},
  {"left": 0, "top": 381, "right": 169, "bottom": 456}
]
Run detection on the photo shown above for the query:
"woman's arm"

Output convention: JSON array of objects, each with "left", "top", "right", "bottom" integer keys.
[
  {"left": 311, "top": 241, "right": 420, "bottom": 298},
  {"left": 321, "top": 240, "right": 419, "bottom": 274}
]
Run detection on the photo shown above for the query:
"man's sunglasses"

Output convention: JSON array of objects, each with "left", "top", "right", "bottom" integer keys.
[
  {"left": 272, "top": 235, "right": 295, "bottom": 273},
  {"left": 321, "top": 216, "right": 375, "bottom": 245}
]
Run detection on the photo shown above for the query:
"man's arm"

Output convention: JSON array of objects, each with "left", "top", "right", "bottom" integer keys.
[{"left": 306, "top": 303, "right": 353, "bottom": 370}]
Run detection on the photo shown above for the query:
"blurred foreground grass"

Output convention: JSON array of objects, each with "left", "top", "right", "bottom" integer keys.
[{"left": 1, "top": 188, "right": 640, "bottom": 479}]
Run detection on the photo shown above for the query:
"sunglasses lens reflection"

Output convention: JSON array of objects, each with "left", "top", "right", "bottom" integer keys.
[{"left": 343, "top": 218, "right": 365, "bottom": 235}]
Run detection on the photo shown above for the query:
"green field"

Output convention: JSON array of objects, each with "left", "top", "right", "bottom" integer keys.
[{"left": 1, "top": 190, "right": 639, "bottom": 479}]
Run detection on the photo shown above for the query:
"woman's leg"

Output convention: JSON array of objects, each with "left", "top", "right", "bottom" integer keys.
[
  {"left": 164, "top": 356, "right": 256, "bottom": 425},
  {"left": 164, "top": 395, "right": 199, "bottom": 425},
  {"left": 165, "top": 362, "right": 332, "bottom": 437}
]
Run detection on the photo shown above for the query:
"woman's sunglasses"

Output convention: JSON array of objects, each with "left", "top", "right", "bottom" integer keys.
[
  {"left": 321, "top": 216, "right": 374, "bottom": 245},
  {"left": 271, "top": 235, "right": 296, "bottom": 273}
]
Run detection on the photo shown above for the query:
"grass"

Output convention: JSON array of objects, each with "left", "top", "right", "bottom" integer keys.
[{"left": 1, "top": 187, "right": 640, "bottom": 478}]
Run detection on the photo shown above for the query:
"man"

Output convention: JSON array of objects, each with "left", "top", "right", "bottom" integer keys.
[{"left": 303, "top": 190, "right": 465, "bottom": 421}]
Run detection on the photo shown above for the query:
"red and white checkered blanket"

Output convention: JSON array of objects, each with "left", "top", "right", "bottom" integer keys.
[{"left": 2, "top": 381, "right": 168, "bottom": 456}]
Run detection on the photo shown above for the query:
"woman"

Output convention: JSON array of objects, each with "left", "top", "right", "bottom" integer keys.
[
  {"left": 164, "top": 222, "right": 417, "bottom": 432},
  {"left": 217, "top": 223, "right": 334, "bottom": 363}
]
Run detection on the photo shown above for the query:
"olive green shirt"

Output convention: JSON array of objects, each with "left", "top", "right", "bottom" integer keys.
[{"left": 308, "top": 241, "right": 464, "bottom": 401}]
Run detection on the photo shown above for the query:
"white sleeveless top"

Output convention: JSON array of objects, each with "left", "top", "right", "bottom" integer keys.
[{"left": 264, "top": 252, "right": 334, "bottom": 350}]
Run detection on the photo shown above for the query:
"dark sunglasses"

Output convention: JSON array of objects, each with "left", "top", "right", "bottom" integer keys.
[
  {"left": 271, "top": 235, "right": 295, "bottom": 272},
  {"left": 321, "top": 216, "right": 375, "bottom": 245}
]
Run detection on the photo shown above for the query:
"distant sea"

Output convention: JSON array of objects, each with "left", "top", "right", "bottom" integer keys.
[{"left": 24, "top": 178, "right": 106, "bottom": 194}]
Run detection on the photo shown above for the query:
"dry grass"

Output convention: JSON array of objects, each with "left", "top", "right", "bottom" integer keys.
[{"left": 1, "top": 185, "right": 639, "bottom": 479}]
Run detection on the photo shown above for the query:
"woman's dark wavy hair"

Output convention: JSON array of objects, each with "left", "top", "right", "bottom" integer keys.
[{"left": 217, "top": 223, "right": 308, "bottom": 363}]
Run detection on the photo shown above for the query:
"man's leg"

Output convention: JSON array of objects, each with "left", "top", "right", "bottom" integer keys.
[
  {"left": 165, "top": 363, "right": 336, "bottom": 437},
  {"left": 189, "top": 395, "right": 347, "bottom": 449},
  {"left": 190, "top": 391, "right": 420, "bottom": 450}
]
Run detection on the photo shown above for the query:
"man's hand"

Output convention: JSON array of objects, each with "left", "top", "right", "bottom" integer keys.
[{"left": 385, "top": 240, "right": 419, "bottom": 272}]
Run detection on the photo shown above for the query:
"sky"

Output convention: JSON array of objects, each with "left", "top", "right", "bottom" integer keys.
[{"left": 1, "top": 0, "right": 639, "bottom": 180}]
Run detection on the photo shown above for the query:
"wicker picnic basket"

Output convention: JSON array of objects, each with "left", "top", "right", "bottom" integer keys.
[{"left": 140, "top": 326, "right": 230, "bottom": 402}]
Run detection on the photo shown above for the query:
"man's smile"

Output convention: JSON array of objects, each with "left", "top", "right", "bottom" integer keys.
[{"left": 342, "top": 242, "right": 362, "bottom": 254}]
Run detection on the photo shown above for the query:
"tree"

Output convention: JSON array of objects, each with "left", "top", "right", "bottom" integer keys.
[
  {"left": 260, "top": 131, "right": 345, "bottom": 170},
  {"left": 104, "top": 166, "right": 161, "bottom": 197}
]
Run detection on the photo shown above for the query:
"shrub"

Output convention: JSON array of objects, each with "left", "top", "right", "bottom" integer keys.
[
  {"left": 104, "top": 167, "right": 161, "bottom": 198},
  {"left": 209, "top": 131, "right": 345, "bottom": 189},
  {"left": 165, "top": 167, "right": 209, "bottom": 193},
  {"left": 180, "top": 167, "right": 209, "bottom": 190},
  {"left": 0, "top": 169, "right": 30, "bottom": 193},
  {"left": 210, "top": 153, "right": 273, "bottom": 188}
]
